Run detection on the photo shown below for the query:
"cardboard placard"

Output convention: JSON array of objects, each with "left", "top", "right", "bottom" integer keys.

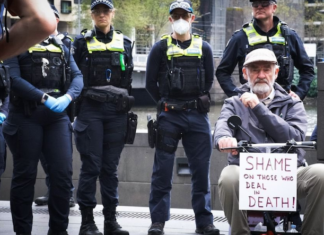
[{"left": 239, "top": 153, "right": 297, "bottom": 211}]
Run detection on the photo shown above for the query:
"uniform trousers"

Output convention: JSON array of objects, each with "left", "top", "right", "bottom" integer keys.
[
  {"left": 2, "top": 105, "right": 73, "bottom": 233},
  {"left": 73, "top": 98, "right": 127, "bottom": 216},
  {"left": 149, "top": 109, "right": 214, "bottom": 229}
]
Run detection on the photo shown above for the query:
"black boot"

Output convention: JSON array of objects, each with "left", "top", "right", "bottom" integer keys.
[
  {"left": 104, "top": 210, "right": 129, "bottom": 235},
  {"left": 34, "top": 192, "right": 49, "bottom": 206},
  {"left": 47, "top": 229, "right": 69, "bottom": 235},
  {"left": 79, "top": 208, "right": 103, "bottom": 235},
  {"left": 69, "top": 196, "right": 76, "bottom": 207}
]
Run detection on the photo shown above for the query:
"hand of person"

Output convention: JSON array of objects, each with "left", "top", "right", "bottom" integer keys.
[
  {"left": 51, "top": 94, "right": 71, "bottom": 113},
  {"left": 288, "top": 91, "right": 300, "bottom": 100},
  {"left": 0, "top": 113, "right": 6, "bottom": 124},
  {"left": 240, "top": 92, "right": 260, "bottom": 109},
  {"left": 44, "top": 95, "right": 57, "bottom": 110},
  {"left": 218, "top": 137, "right": 239, "bottom": 155}
]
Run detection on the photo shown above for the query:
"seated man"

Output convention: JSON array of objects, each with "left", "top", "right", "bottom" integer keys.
[{"left": 214, "top": 48, "right": 324, "bottom": 235}]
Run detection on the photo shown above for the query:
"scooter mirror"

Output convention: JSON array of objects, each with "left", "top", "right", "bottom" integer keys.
[{"left": 227, "top": 115, "right": 242, "bottom": 131}]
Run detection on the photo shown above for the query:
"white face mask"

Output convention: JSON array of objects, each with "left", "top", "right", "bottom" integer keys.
[{"left": 172, "top": 18, "right": 190, "bottom": 35}]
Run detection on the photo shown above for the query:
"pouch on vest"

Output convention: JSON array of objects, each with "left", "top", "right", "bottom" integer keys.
[
  {"left": 197, "top": 93, "right": 210, "bottom": 113},
  {"left": 168, "top": 67, "right": 183, "bottom": 94},
  {"left": 125, "top": 112, "right": 137, "bottom": 144},
  {"left": 116, "top": 94, "right": 135, "bottom": 112}
]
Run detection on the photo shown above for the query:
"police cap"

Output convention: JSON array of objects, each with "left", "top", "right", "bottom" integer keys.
[
  {"left": 169, "top": 0, "right": 193, "bottom": 14},
  {"left": 50, "top": 4, "right": 60, "bottom": 19},
  {"left": 91, "top": 0, "right": 114, "bottom": 10}
]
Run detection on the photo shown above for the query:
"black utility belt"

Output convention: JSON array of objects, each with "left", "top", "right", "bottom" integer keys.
[
  {"left": 161, "top": 93, "right": 211, "bottom": 113},
  {"left": 82, "top": 89, "right": 135, "bottom": 113},
  {"left": 162, "top": 99, "right": 197, "bottom": 111},
  {"left": 82, "top": 89, "right": 117, "bottom": 103}
]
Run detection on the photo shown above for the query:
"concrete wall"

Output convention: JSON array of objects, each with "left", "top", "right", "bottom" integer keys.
[{"left": 0, "top": 132, "right": 318, "bottom": 211}]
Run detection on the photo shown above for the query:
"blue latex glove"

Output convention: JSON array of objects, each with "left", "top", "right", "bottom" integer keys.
[
  {"left": 44, "top": 96, "right": 57, "bottom": 110},
  {"left": 0, "top": 113, "right": 6, "bottom": 124},
  {"left": 51, "top": 94, "right": 71, "bottom": 113}
]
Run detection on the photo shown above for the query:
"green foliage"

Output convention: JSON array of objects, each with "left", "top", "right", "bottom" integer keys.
[
  {"left": 72, "top": 0, "right": 92, "bottom": 34},
  {"left": 293, "top": 67, "right": 318, "bottom": 97},
  {"left": 73, "top": 0, "right": 200, "bottom": 41}
]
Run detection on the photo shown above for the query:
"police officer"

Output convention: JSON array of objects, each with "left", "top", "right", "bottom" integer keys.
[
  {"left": 0, "top": 0, "right": 56, "bottom": 61},
  {"left": 34, "top": 4, "right": 76, "bottom": 209},
  {"left": 73, "top": 0, "right": 134, "bottom": 234},
  {"left": 145, "top": 1, "right": 219, "bottom": 235},
  {"left": 216, "top": 0, "right": 314, "bottom": 100},
  {"left": 3, "top": 10, "right": 83, "bottom": 235}
]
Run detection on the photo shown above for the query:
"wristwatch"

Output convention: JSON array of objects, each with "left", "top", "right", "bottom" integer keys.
[{"left": 41, "top": 94, "right": 49, "bottom": 104}]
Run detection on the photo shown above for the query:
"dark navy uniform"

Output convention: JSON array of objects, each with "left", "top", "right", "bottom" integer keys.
[
  {"left": 73, "top": 26, "right": 133, "bottom": 229},
  {"left": 216, "top": 16, "right": 314, "bottom": 100},
  {"left": 145, "top": 34, "right": 215, "bottom": 229},
  {"left": 37, "top": 32, "right": 75, "bottom": 206},
  {"left": 3, "top": 37, "right": 83, "bottom": 235}
]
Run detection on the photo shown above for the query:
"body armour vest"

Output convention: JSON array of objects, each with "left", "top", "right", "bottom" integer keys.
[
  {"left": 80, "top": 30, "right": 128, "bottom": 88},
  {"left": 243, "top": 22, "right": 293, "bottom": 87},
  {"left": 158, "top": 34, "right": 205, "bottom": 98},
  {"left": 19, "top": 39, "right": 65, "bottom": 94}
]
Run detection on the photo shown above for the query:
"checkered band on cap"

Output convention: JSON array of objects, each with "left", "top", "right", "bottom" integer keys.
[
  {"left": 169, "top": 0, "right": 193, "bottom": 14},
  {"left": 91, "top": 0, "right": 114, "bottom": 10}
]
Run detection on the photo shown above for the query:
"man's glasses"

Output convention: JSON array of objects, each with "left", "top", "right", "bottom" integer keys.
[
  {"left": 171, "top": 13, "right": 191, "bottom": 20},
  {"left": 251, "top": 1, "right": 274, "bottom": 8},
  {"left": 91, "top": 9, "right": 112, "bottom": 16}
]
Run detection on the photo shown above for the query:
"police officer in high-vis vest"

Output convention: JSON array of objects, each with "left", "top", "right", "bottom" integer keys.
[
  {"left": 145, "top": 1, "right": 219, "bottom": 235},
  {"left": 73, "top": 0, "right": 134, "bottom": 234},
  {"left": 3, "top": 11, "right": 83, "bottom": 235},
  {"left": 34, "top": 4, "right": 76, "bottom": 209},
  {"left": 216, "top": 0, "right": 314, "bottom": 100}
]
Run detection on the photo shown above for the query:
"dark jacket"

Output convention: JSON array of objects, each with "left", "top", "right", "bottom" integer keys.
[
  {"left": 216, "top": 16, "right": 314, "bottom": 100},
  {"left": 214, "top": 83, "right": 307, "bottom": 167}
]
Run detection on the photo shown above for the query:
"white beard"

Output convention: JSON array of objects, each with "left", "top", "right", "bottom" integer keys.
[{"left": 248, "top": 73, "right": 276, "bottom": 95}]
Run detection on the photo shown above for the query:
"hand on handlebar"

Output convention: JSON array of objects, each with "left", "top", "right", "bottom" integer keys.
[{"left": 218, "top": 137, "right": 239, "bottom": 155}]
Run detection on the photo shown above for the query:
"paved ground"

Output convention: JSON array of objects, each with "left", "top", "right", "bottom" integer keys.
[{"left": 0, "top": 201, "right": 230, "bottom": 235}]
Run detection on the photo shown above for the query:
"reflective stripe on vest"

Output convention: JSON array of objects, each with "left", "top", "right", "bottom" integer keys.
[
  {"left": 161, "top": 34, "right": 203, "bottom": 60},
  {"left": 243, "top": 23, "right": 285, "bottom": 46},
  {"left": 28, "top": 44, "right": 62, "bottom": 53},
  {"left": 85, "top": 31, "right": 125, "bottom": 53}
]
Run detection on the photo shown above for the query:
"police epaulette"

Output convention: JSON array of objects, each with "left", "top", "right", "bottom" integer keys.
[
  {"left": 242, "top": 22, "right": 250, "bottom": 28},
  {"left": 124, "top": 35, "right": 131, "bottom": 43},
  {"left": 281, "top": 21, "right": 288, "bottom": 26},
  {"left": 82, "top": 30, "right": 94, "bottom": 40},
  {"left": 81, "top": 28, "right": 88, "bottom": 34},
  {"left": 160, "top": 33, "right": 169, "bottom": 40},
  {"left": 66, "top": 35, "right": 74, "bottom": 42}
]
